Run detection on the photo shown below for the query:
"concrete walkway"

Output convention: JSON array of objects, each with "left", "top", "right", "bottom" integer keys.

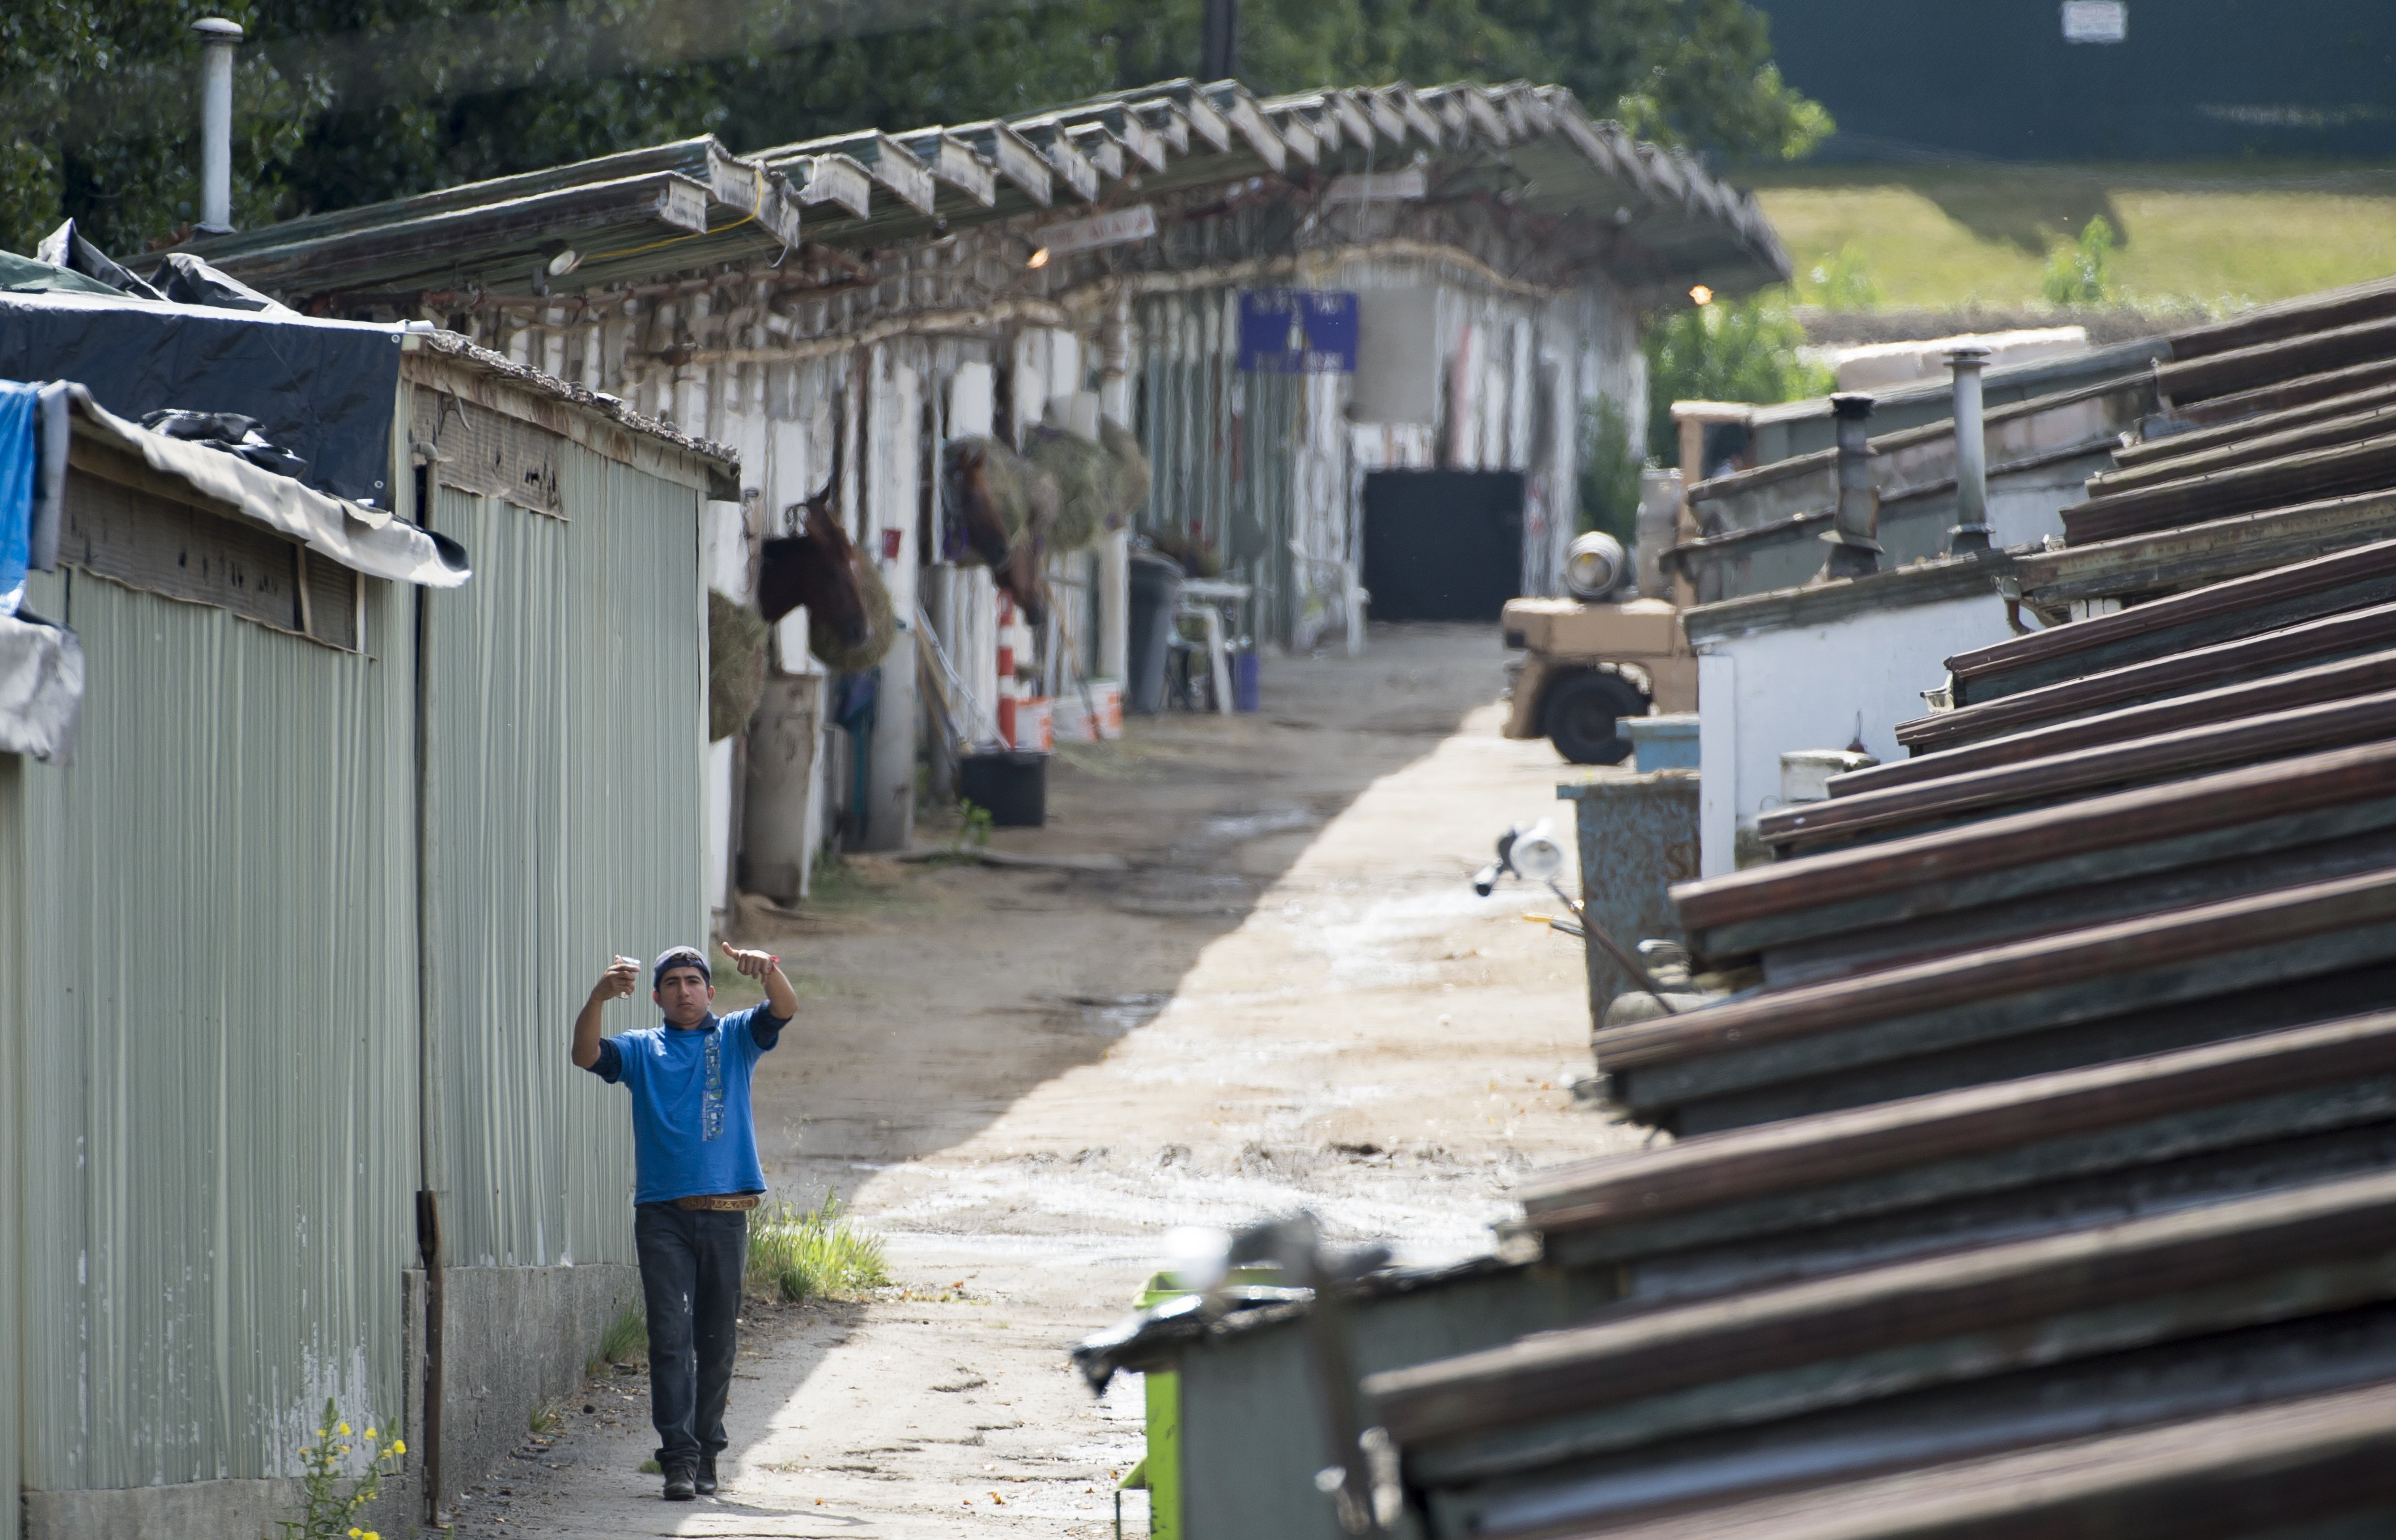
[{"left": 465, "top": 624, "right": 1636, "bottom": 1537}]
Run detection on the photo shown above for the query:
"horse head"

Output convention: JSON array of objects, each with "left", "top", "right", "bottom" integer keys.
[{"left": 757, "top": 482, "right": 871, "bottom": 650}]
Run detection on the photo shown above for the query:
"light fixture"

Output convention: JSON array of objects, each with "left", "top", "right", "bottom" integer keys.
[
  {"left": 1510, "top": 820, "right": 1568, "bottom": 884},
  {"left": 1689, "top": 284, "right": 1714, "bottom": 306},
  {"left": 546, "top": 247, "right": 582, "bottom": 277},
  {"left": 1026, "top": 246, "right": 1051, "bottom": 269}
]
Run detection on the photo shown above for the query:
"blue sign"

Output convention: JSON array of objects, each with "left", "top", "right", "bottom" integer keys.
[{"left": 1237, "top": 289, "right": 1358, "bottom": 374}]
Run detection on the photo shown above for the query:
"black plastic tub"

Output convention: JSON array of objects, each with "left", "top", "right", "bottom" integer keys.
[{"left": 958, "top": 750, "right": 1048, "bottom": 827}]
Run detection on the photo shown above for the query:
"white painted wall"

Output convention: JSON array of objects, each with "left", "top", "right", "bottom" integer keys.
[{"left": 1696, "top": 590, "right": 2022, "bottom": 876}]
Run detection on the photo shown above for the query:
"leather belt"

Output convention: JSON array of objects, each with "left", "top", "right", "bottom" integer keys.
[{"left": 673, "top": 1193, "right": 761, "bottom": 1212}]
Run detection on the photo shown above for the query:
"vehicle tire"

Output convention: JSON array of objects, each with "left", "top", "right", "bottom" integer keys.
[{"left": 1544, "top": 671, "right": 1646, "bottom": 766}]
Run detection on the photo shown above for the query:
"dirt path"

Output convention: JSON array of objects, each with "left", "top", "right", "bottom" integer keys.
[{"left": 462, "top": 623, "right": 1638, "bottom": 1538}]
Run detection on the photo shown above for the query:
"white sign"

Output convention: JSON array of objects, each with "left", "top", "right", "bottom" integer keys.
[
  {"left": 2062, "top": 1, "right": 2127, "bottom": 42},
  {"left": 1325, "top": 169, "right": 1427, "bottom": 203},
  {"left": 1030, "top": 204, "right": 1157, "bottom": 257}
]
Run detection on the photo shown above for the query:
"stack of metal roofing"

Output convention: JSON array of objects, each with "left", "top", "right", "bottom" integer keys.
[
  {"left": 1365, "top": 276, "right": 2396, "bottom": 1538},
  {"left": 187, "top": 78, "right": 1784, "bottom": 306}
]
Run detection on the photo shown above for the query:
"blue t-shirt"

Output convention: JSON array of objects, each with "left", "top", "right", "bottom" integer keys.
[{"left": 588, "top": 1006, "right": 786, "bottom": 1205}]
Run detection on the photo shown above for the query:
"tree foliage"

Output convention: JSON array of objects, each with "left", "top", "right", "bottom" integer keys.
[
  {"left": 3, "top": 0, "right": 1826, "bottom": 257},
  {"left": 1643, "top": 295, "right": 1833, "bottom": 465}
]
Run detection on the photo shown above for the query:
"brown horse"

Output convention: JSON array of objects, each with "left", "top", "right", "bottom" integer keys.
[
  {"left": 944, "top": 440, "right": 1049, "bottom": 629},
  {"left": 757, "top": 482, "right": 872, "bottom": 650}
]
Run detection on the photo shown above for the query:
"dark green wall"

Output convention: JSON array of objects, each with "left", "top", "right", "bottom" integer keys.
[{"left": 1752, "top": 1, "right": 2396, "bottom": 162}]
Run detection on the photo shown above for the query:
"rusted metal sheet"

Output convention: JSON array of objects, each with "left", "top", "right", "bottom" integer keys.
[
  {"left": 1855, "top": 647, "right": 2396, "bottom": 798},
  {"left": 2114, "top": 377, "right": 2396, "bottom": 470},
  {"left": 1376, "top": 1169, "right": 2396, "bottom": 1459},
  {"left": 1554, "top": 1381, "right": 2396, "bottom": 1540},
  {"left": 1606, "top": 866, "right": 2396, "bottom": 1130},
  {"left": 1522, "top": 1010, "right": 2396, "bottom": 1243},
  {"left": 1895, "top": 597, "right": 2396, "bottom": 753},
  {"left": 2168, "top": 354, "right": 2396, "bottom": 431},
  {"left": 2157, "top": 315, "right": 2396, "bottom": 406},
  {"left": 1762, "top": 688, "right": 2396, "bottom": 854},
  {"left": 2164, "top": 275, "right": 2396, "bottom": 364},
  {"left": 1684, "top": 742, "right": 2396, "bottom": 945},
  {"left": 2093, "top": 401, "right": 2396, "bottom": 496},
  {"left": 2012, "top": 487, "right": 2396, "bottom": 608},
  {"left": 1946, "top": 536, "right": 2396, "bottom": 704},
  {"left": 2064, "top": 429, "right": 2396, "bottom": 546}
]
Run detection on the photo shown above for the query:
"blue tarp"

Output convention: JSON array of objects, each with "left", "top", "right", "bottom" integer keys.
[
  {"left": 0, "top": 292, "right": 400, "bottom": 506},
  {"left": 0, "top": 380, "right": 33, "bottom": 615}
]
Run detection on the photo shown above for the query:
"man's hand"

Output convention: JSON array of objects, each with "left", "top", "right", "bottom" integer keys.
[
  {"left": 592, "top": 955, "right": 640, "bottom": 1002},
  {"left": 723, "top": 944, "right": 799, "bottom": 1022},
  {"left": 722, "top": 945, "right": 779, "bottom": 980},
  {"left": 573, "top": 955, "right": 639, "bottom": 1070}
]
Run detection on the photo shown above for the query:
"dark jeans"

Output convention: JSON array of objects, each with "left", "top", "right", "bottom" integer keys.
[{"left": 634, "top": 1204, "right": 748, "bottom": 1466}]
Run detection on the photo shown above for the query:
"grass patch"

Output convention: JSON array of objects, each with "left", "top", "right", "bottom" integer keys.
[
  {"left": 745, "top": 1191, "right": 890, "bottom": 1303},
  {"left": 529, "top": 1398, "right": 564, "bottom": 1435},
  {"left": 1745, "top": 161, "right": 2396, "bottom": 310},
  {"left": 584, "top": 1304, "right": 646, "bottom": 1377},
  {"left": 803, "top": 853, "right": 925, "bottom": 914}
]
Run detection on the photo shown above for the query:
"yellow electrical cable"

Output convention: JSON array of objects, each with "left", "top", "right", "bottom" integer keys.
[{"left": 578, "top": 174, "right": 766, "bottom": 265}]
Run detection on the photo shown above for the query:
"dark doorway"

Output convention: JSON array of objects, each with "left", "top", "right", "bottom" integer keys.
[{"left": 1362, "top": 470, "right": 1526, "bottom": 621}]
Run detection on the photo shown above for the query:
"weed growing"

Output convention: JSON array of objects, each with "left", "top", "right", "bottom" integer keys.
[
  {"left": 272, "top": 1399, "right": 405, "bottom": 1540},
  {"left": 585, "top": 1304, "right": 646, "bottom": 1378},
  {"left": 745, "top": 1191, "right": 890, "bottom": 1302}
]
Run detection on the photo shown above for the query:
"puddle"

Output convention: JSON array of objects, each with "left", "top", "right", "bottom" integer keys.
[
  {"left": 1063, "top": 992, "right": 1171, "bottom": 1035},
  {"left": 1201, "top": 802, "right": 1320, "bottom": 841}
]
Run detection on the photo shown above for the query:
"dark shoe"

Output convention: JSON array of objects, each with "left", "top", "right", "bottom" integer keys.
[
  {"left": 662, "top": 1459, "right": 697, "bottom": 1501},
  {"left": 695, "top": 1452, "right": 719, "bottom": 1496}
]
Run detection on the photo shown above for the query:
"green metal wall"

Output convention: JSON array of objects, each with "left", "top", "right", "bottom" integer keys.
[
  {"left": 2, "top": 746, "right": 24, "bottom": 1524},
  {"left": 10, "top": 565, "right": 420, "bottom": 1489},
  {"left": 420, "top": 441, "right": 707, "bottom": 1271}
]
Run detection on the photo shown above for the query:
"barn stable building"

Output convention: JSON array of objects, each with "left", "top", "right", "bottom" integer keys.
[
  {"left": 0, "top": 286, "right": 731, "bottom": 1538},
  {"left": 188, "top": 77, "right": 1787, "bottom": 899}
]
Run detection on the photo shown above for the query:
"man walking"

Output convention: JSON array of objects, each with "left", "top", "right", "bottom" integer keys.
[{"left": 573, "top": 943, "right": 795, "bottom": 1501}]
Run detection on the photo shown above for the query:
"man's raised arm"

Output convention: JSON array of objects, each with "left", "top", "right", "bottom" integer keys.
[
  {"left": 724, "top": 945, "right": 797, "bottom": 1021},
  {"left": 574, "top": 955, "right": 641, "bottom": 1068}
]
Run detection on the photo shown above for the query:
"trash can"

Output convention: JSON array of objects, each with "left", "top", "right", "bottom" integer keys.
[
  {"left": 1558, "top": 770, "right": 1700, "bottom": 1034},
  {"left": 1231, "top": 649, "right": 1261, "bottom": 712},
  {"left": 1127, "top": 552, "right": 1186, "bottom": 715},
  {"left": 958, "top": 750, "right": 1048, "bottom": 827}
]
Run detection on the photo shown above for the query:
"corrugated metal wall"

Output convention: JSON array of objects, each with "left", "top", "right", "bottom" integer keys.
[
  {"left": 11, "top": 564, "right": 419, "bottom": 1488},
  {"left": 2, "top": 746, "right": 24, "bottom": 1522},
  {"left": 420, "top": 440, "right": 706, "bottom": 1271}
]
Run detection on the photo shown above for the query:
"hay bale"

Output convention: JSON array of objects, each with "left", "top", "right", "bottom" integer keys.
[
  {"left": 958, "top": 436, "right": 1059, "bottom": 538},
  {"left": 1027, "top": 425, "right": 1112, "bottom": 553},
  {"left": 1100, "top": 417, "right": 1152, "bottom": 528},
  {"left": 707, "top": 590, "right": 768, "bottom": 741},
  {"left": 808, "top": 554, "right": 896, "bottom": 674}
]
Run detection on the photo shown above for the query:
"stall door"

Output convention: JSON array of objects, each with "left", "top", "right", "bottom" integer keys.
[{"left": 1361, "top": 470, "right": 1527, "bottom": 621}]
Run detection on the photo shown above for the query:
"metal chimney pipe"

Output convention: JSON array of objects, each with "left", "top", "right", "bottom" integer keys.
[
  {"left": 1201, "top": 0, "right": 1239, "bottom": 80},
  {"left": 1820, "top": 392, "right": 1882, "bottom": 580},
  {"left": 1946, "top": 345, "right": 1993, "bottom": 554},
  {"left": 193, "top": 17, "right": 243, "bottom": 234}
]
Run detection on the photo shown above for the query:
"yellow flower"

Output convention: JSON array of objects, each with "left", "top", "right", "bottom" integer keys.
[
  {"left": 390, "top": 1439, "right": 406, "bottom": 1456},
  {"left": 338, "top": 1422, "right": 350, "bottom": 1436},
  {"left": 365, "top": 1427, "right": 376, "bottom": 1440},
  {"left": 349, "top": 1530, "right": 363, "bottom": 1538}
]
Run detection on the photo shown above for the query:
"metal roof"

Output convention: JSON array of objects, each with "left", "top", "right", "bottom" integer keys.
[
  {"left": 184, "top": 78, "right": 1788, "bottom": 306},
  {"left": 1322, "top": 270, "right": 2396, "bottom": 1536}
]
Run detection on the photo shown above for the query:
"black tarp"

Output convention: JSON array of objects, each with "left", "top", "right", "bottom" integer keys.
[{"left": 0, "top": 292, "right": 401, "bottom": 506}]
